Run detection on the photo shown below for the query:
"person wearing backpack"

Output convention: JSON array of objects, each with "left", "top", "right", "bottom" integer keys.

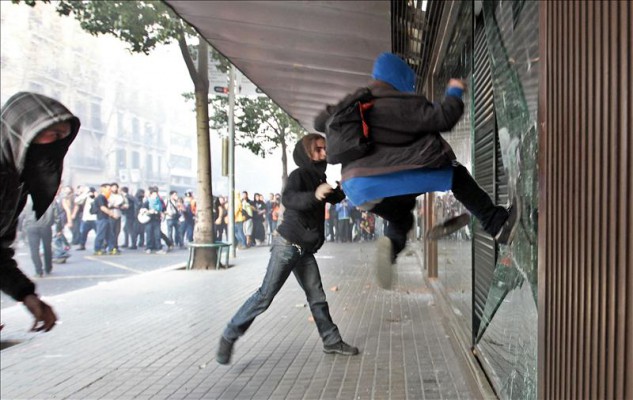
[{"left": 314, "top": 52, "right": 519, "bottom": 289}]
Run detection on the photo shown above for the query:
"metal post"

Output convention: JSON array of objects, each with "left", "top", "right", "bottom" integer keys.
[{"left": 228, "top": 65, "right": 236, "bottom": 257}]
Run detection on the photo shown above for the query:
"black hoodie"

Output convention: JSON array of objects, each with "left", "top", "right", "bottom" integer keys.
[
  {"left": 276, "top": 139, "right": 345, "bottom": 253},
  {"left": 1, "top": 92, "right": 80, "bottom": 301}
]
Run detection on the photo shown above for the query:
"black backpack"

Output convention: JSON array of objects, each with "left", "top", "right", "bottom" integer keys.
[{"left": 324, "top": 87, "right": 374, "bottom": 165}]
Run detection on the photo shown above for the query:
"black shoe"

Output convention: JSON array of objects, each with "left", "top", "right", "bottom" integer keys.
[
  {"left": 323, "top": 340, "right": 359, "bottom": 356},
  {"left": 76, "top": 245, "right": 86, "bottom": 251},
  {"left": 425, "top": 213, "right": 470, "bottom": 240},
  {"left": 216, "top": 336, "right": 234, "bottom": 365},
  {"left": 129, "top": 246, "right": 138, "bottom": 250},
  {"left": 374, "top": 237, "right": 394, "bottom": 289},
  {"left": 495, "top": 196, "right": 521, "bottom": 245}
]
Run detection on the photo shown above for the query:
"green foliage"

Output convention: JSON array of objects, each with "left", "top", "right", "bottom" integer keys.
[
  {"left": 236, "top": 97, "right": 305, "bottom": 158},
  {"left": 15, "top": 0, "right": 195, "bottom": 54},
  {"left": 208, "top": 95, "right": 305, "bottom": 158}
]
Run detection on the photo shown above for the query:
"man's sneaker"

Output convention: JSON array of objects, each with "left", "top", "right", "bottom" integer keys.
[
  {"left": 495, "top": 196, "right": 521, "bottom": 245},
  {"left": 374, "top": 236, "right": 394, "bottom": 289},
  {"left": 426, "top": 213, "right": 470, "bottom": 240},
  {"left": 216, "top": 336, "right": 234, "bottom": 365},
  {"left": 156, "top": 249, "right": 167, "bottom": 255},
  {"left": 323, "top": 340, "right": 359, "bottom": 356},
  {"left": 145, "top": 249, "right": 153, "bottom": 254},
  {"left": 76, "top": 245, "right": 86, "bottom": 251},
  {"left": 110, "top": 249, "right": 121, "bottom": 255},
  {"left": 93, "top": 250, "right": 105, "bottom": 256}
]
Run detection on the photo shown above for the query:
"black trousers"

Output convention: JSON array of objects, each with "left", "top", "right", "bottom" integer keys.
[{"left": 370, "top": 164, "right": 508, "bottom": 257}]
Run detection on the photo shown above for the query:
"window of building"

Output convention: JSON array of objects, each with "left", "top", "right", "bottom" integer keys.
[{"left": 131, "top": 151, "right": 140, "bottom": 168}]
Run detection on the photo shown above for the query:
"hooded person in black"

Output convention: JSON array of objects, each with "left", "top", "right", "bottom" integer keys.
[
  {"left": 1, "top": 92, "right": 80, "bottom": 332},
  {"left": 216, "top": 134, "right": 359, "bottom": 365}
]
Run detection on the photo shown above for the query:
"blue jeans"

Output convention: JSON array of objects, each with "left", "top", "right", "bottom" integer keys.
[
  {"left": 223, "top": 235, "right": 341, "bottom": 346},
  {"left": 166, "top": 218, "right": 181, "bottom": 246},
  {"left": 80, "top": 220, "right": 96, "bottom": 246},
  {"left": 234, "top": 221, "right": 246, "bottom": 247}
]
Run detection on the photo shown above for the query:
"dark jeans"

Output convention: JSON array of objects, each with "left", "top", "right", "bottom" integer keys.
[
  {"left": 181, "top": 220, "right": 194, "bottom": 243},
  {"left": 371, "top": 164, "right": 508, "bottom": 257},
  {"left": 337, "top": 219, "right": 351, "bottom": 242},
  {"left": 71, "top": 214, "right": 82, "bottom": 245},
  {"left": 223, "top": 235, "right": 341, "bottom": 346},
  {"left": 122, "top": 215, "right": 136, "bottom": 247},
  {"left": 26, "top": 226, "right": 52, "bottom": 275},
  {"left": 215, "top": 222, "right": 227, "bottom": 242},
  {"left": 145, "top": 219, "right": 162, "bottom": 250},
  {"left": 80, "top": 220, "right": 96, "bottom": 246},
  {"left": 95, "top": 218, "right": 114, "bottom": 252},
  {"left": 133, "top": 221, "right": 145, "bottom": 247}
]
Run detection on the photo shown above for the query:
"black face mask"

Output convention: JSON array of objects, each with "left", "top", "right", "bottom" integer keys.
[
  {"left": 313, "top": 160, "right": 327, "bottom": 175},
  {"left": 21, "top": 140, "right": 68, "bottom": 218}
]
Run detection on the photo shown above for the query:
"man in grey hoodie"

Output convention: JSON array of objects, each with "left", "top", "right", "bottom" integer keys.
[{"left": 1, "top": 92, "right": 80, "bottom": 332}]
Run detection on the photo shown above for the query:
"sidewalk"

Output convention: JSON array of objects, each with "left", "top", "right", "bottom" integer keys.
[{"left": 1, "top": 241, "right": 483, "bottom": 399}]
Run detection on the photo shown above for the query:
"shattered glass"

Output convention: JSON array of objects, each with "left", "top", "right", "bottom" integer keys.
[
  {"left": 433, "top": 1, "right": 539, "bottom": 398},
  {"left": 475, "top": 1, "right": 539, "bottom": 398}
]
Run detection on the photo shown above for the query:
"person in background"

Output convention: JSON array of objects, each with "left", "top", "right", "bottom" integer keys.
[
  {"left": 78, "top": 187, "right": 97, "bottom": 251},
  {"left": 120, "top": 186, "right": 137, "bottom": 249},
  {"left": 181, "top": 190, "right": 196, "bottom": 244},
  {"left": 165, "top": 190, "right": 182, "bottom": 249},
  {"left": 107, "top": 182, "right": 126, "bottom": 254},
  {"left": 22, "top": 198, "right": 56, "bottom": 277},
  {"left": 133, "top": 189, "right": 146, "bottom": 248},
  {"left": 70, "top": 185, "right": 85, "bottom": 245},
  {"left": 143, "top": 186, "right": 164, "bottom": 254},
  {"left": 214, "top": 196, "right": 227, "bottom": 242},
  {"left": 1, "top": 91, "right": 80, "bottom": 332},
  {"left": 93, "top": 183, "right": 115, "bottom": 256}
]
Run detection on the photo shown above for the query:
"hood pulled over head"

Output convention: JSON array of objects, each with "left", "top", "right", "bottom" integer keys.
[
  {"left": 1, "top": 92, "right": 80, "bottom": 217},
  {"left": 292, "top": 134, "right": 327, "bottom": 178}
]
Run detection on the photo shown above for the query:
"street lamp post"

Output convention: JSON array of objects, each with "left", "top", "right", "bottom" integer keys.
[{"left": 228, "top": 65, "right": 236, "bottom": 257}]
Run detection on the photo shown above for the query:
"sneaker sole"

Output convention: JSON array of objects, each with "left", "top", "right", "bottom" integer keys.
[
  {"left": 374, "top": 237, "right": 393, "bottom": 289},
  {"left": 323, "top": 348, "right": 359, "bottom": 356},
  {"left": 426, "top": 213, "right": 470, "bottom": 240}
]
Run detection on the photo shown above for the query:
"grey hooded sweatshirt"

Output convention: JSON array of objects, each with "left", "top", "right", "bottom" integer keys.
[{"left": 1, "top": 92, "right": 80, "bottom": 301}]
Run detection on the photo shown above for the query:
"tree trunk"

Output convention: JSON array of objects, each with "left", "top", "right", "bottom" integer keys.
[
  {"left": 280, "top": 135, "right": 288, "bottom": 189},
  {"left": 181, "top": 38, "right": 216, "bottom": 269}
]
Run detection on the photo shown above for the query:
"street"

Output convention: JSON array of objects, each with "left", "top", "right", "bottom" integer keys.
[{"left": 1, "top": 235, "right": 189, "bottom": 309}]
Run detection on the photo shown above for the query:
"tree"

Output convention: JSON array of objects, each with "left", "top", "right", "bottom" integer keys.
[
  {"left": 210, "top": 96, "right": 306, "bottom": 188},
  {"left": 17, "top": 0, "right": 218, "bottom": 268}
]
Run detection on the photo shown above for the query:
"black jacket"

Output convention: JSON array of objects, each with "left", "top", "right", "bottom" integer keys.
[
  {"left": 315, "top": 82, "right": 463, "bottom": 182},
  {"left": 276, "top": 140, "right": 345, "bottom": 253},
  {"left": 0, "top": 92, "right": 80, "bottom": 301}
]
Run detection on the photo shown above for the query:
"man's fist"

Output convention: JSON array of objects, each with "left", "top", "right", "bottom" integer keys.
[
  {"left": 315, "top": 183, "right": 333, "bottom": 201},
  {"left": 448, "top": 78, "right": 467, "bottom": 90}
]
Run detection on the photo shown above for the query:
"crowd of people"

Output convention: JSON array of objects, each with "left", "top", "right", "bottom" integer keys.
[
  {"left": 17, "top": 183, "right": 385, "bottom": 278},
  {"left": 18, "top": 184, "right": 199, "bottom": 263}
]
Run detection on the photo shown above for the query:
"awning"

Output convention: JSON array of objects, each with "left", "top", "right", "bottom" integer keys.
[{"left": 164, "top": 1, "right": 392, "bottom": 132}]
